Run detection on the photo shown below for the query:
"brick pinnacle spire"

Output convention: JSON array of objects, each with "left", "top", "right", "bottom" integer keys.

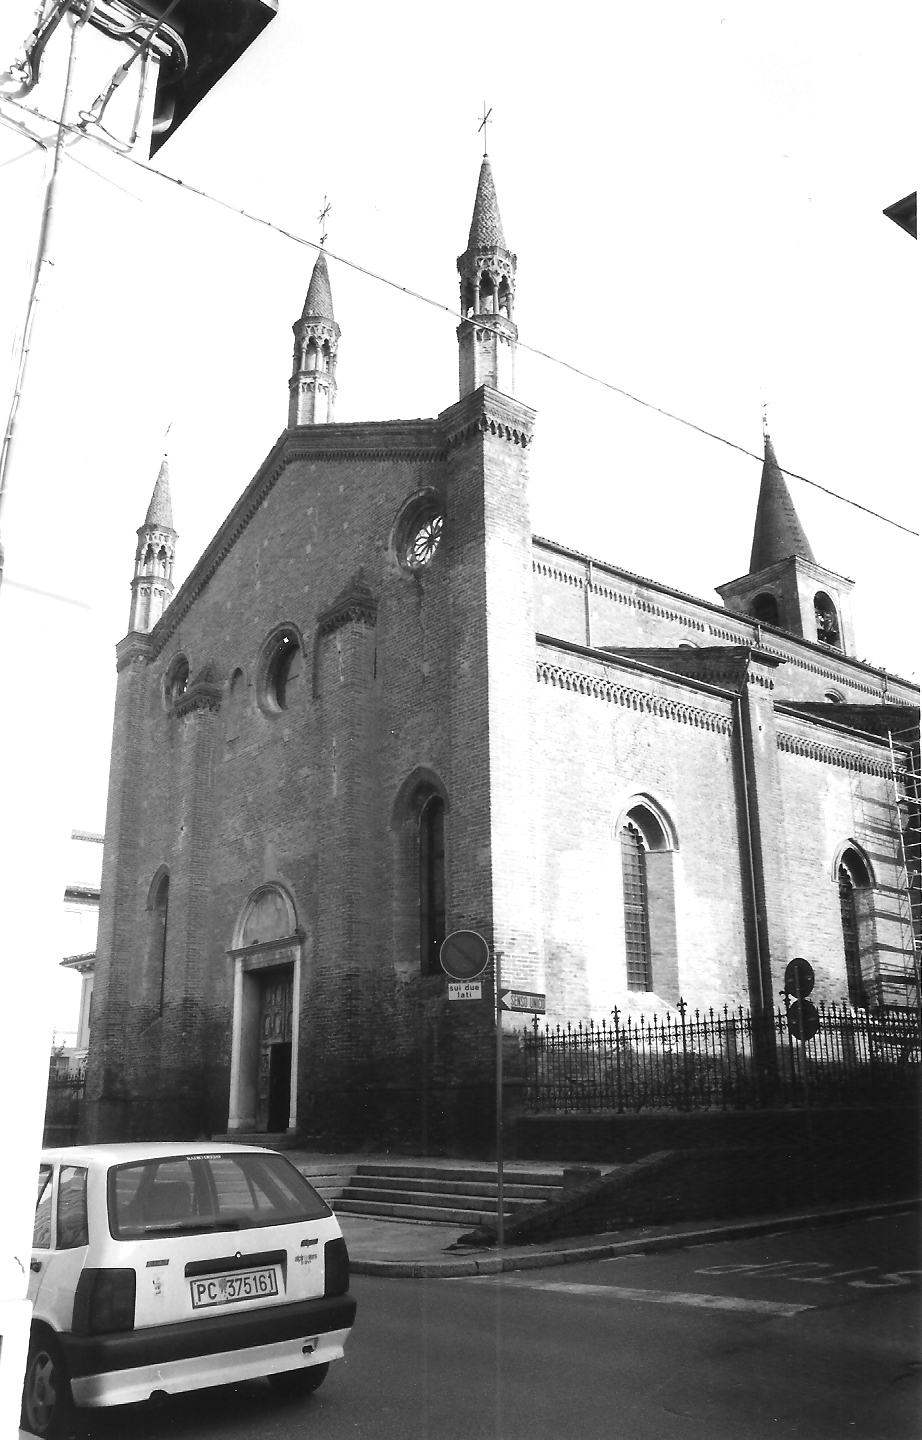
[
  {"left": 457, "top": 154, "right": 517, "bottom": 398},
  {"left": 467, "top": 155, "right": 506, "bottom": 250},
  {"left": 129, "top": 457, "right": 177, "bottom": 633},
  {"left": 749, "top": 433, "right": 815, "bottom": 572},
  {"left": 145, "top": 456, "right": 173, "bottom": 529},
  {"left": 302, "top": 250, "right": 336, "bottom": 323},
  {"left": 289, "top": 251, "right": 340, "bottom": 426}
]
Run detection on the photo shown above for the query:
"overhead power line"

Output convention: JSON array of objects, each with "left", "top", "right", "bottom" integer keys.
[{"left": 3, "top": 95, "right": 919, "bottom": 540}]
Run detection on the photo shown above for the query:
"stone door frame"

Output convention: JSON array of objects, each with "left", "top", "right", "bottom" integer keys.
[{"left": 226, "top": 935, "right": 302, "bottom": 1133}]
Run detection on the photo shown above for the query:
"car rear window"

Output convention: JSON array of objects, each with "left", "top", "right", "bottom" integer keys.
[{"left": 108, "top": 1152, "right": 331, "bottom": 1239}]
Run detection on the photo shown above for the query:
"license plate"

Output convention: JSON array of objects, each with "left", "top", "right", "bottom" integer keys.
[{"left": 190, "top": 1267, "right": 279, "bottom": 1309}]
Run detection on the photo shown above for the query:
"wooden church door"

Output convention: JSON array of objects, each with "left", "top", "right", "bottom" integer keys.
[{"left": 256, "top": 968, "right": 293, "bottom": 1132}]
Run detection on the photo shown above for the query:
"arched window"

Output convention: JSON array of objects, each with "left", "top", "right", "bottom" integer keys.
[
  {"left": 751, "top": 592, "right": 781, "bottom": 626},
  {"left": 616, "top": 800, "right": 678, "bottom": 999},
  {"left": 620, "top": 822, "right": 651, "bottom": 990},
  {"left": 497, "top": 276, "right": 512, "bottom": 317},
  {"left": 164, "top": 655, "right": 189, "bottom": 708},
  {"left": 270, "top": 638, "right": 302, "bottom": 709},
  {"left": 814, "top": 592, "right": 841, "bottom": 648},
  {"left": 150, "top": 872, "right": 169, "bottom": 1014},
  {"left": 838, "top": 848, "right": 871, "bottom": 1007},
  {"left": 225, "top": 667, "right": 244, "bottom": 744},
  {"left": 420, "top": 796, "right": 446, "bottom": 976}
]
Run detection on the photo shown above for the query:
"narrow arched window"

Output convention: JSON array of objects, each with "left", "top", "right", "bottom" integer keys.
[
  {"left": 620, "top": 822, "right": 652, "bottom": 991},
  {"left": 814, "top": 592, "right": 841, "bottom": 648},
  {"left": 225, "top": 667, "right": 244, "bottom": 744},
  {"left": 838, "top": 849, "right": 871, "bottom": 1007},
  {"left": 420, "top": 796, "right": 446, "bottom": 975},
  {"left": 152, "top": 874, "right": 169, "bottom": 1013}
]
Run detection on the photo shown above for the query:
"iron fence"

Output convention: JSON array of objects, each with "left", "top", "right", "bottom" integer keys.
[
  {"left": 44, "top": 1071, "right": 86, "bottom": 1143},
  {"left": 521, "top": 1002, "right": 921, "bottom": 1114}
]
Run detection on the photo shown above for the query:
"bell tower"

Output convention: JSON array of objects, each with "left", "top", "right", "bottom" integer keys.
[
  {"left": 128, "top": 457, "right": 176, "bottom": 634},
  {"left": 717, "top": 429, "right": 856, "bottom": 655},
  {"left": 288, "top": 250, "right": 341, "bottom": 427},
  {"left": 457, "top": 154, "right": 517, "bottom": 397}
]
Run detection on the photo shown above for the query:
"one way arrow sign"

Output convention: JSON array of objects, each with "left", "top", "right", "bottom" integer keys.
[{"left": 500, "top": 990, "right": 546, "bottom": 1014}]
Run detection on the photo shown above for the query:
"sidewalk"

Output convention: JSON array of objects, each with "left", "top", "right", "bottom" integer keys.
[{"left": 288, "top": 1151, "right": 919, "bottom": 1279}]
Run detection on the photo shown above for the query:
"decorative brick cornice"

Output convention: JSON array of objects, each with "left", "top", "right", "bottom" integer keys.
[
  {"left": 776, "top": 730, "right": 909, "bottom": 779},
  {"left": 317, "top": 572, "right": 378, "bottom": 637},
  {"left": 537, "top": 660, "right": 733, "bottom": 734},
  {"left": 440, "top": 387, "right": 536, "bottom": 452},
  {"left": 115, "top": 633, "right": 154, "bottom": 672},
  {"left": 745, "top": 668, "right": 776, "bottom": 691},
  {"left": 604, "top": 646, "right": 782, "bottom": 694}
]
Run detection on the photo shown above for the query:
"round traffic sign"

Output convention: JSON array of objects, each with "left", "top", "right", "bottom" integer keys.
[
  {"left": 784, "top": 957, "right": 815, "bottom": 998},
  {"left": 788, "top": 998, "right": 820, "bottom": 1043},
  {"left": 439, "top": 930, "right": 490, "bottom": 981}
]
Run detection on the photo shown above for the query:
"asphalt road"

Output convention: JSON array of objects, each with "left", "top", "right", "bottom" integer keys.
[{"left": 74, "top": 1211, "right": 920, "bottom": 1440}]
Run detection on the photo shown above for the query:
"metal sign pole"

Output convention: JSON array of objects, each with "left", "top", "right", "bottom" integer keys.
[
  {"left": 788, "top": 960, "right": 817, "bottom": 1205},
  {"left": 495, "top": 947, "right": 504, "bottom": 1248}
]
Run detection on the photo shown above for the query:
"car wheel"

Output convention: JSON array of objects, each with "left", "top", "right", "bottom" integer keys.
[
  {"left": 268, "top": 1361, "right": 330, "bottom": 1398},
  {"left": 21, "top": 1333, "right": 76, "bottom": 1439}
]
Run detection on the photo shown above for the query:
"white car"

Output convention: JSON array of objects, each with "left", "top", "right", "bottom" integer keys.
[{"left": 23, "top": 1142, "right": 356, "bottom": 1437}]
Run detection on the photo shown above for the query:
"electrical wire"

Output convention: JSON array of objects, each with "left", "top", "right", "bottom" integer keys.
[
  {"left": 3, "top": 576, "right": 94, "bottom": 608},
  {"left": 2, "top": 92, "right": 920, "bottom": 541}
]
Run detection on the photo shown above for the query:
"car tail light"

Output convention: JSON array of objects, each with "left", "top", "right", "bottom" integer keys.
[
  {"left": 323, "top": 1237, "right": 350, "bottom": 1296},
  {"left": 72, "top": 1268, "right": 136, "bottom": 1334}
]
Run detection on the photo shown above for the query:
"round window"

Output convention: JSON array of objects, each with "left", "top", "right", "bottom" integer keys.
[
  {"left": 395, "top": 492, "right": 445, "bottom": 573},
  {"left": 406, "top": 512, "right": 443, "bottom": 569}
]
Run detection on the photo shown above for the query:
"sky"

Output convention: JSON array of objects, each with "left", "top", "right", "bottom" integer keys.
[{"left": 0, "top": 1, "right": 918, "bottom": 1035}]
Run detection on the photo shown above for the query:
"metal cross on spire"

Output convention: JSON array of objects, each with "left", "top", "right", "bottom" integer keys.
[
  {"left": 318, "top": 196, "right": 331, "bottom": 247},
  {"left": 761, "top": 400, "right": 770, "bottom": 439},
  {"left": 478, "top": 103, "right": 492, "bottom": 156}
]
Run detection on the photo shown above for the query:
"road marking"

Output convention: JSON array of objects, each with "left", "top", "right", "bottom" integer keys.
[
  {"left": 695, "top": 1261, "right": 922, "bottom": 1288},
  {"left": 459, "top": 1278, "right": 813, "bottom": 1317}
]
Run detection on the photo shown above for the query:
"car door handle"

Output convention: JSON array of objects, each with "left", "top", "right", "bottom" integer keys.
[{"left": 30, "top": 1259, "right": 42, "bottom": 1273}]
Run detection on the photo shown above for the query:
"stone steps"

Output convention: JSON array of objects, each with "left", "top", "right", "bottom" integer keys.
[
  {"left": 344, "top": 1176, "right": 561, "bottom": 1202},
  {"left": 322, "top": 1160, "right": 568, "bottom": 1226}
]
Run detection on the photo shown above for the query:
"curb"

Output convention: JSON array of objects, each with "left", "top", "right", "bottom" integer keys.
[{"left": 348, "top": 1197, "right": 920, "bottom": 1278}]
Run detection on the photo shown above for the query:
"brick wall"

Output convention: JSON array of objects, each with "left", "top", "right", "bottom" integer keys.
[{"left": 534, "top": 642, "right": 750, "bottom": 1020}]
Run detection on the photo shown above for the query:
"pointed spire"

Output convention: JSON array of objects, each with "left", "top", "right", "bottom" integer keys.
[
  {"left": 467, "top": 155, "right": 506, "bottom": 249},
  {"left": 289, "top": 251, "right": 341, "bottom": 426},
  {"left": 145, "top": 456, "right": 173, "bottom": 530},
  {"left": 457, "top": 154, "right": 517, "bottom": 398},
  {"left": 302, "top": 251, "right": 335, "bottom": 322},
  {"left": 129, "top": 457, "right": 177, "bottom": 634},
  {"left": 748, "top": 433, "right": 815, "bottom": 572}
]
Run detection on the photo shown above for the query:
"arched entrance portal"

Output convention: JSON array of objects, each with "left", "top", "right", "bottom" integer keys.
[{"left": 226, "top": 886, "right": 302, "bottom": 1135}]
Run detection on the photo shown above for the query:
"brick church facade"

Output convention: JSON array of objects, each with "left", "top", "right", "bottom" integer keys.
[{"left": 83, "top": 158, "right": 920, "bottom": 1150}]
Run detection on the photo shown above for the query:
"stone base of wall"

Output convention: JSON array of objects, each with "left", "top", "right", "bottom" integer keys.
[
  {"left": 293, "top": 1081, "right": 526, "bottom": 1158},
  {"left": 80, "top": 1066, "right": 229, "bottom": 1144},
  {"left": 513, "top": 1105, "right": 921, "bottom": 1167},
  {"left": 511, "top": 1106, "right": 920, "bottom": 1230}
]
